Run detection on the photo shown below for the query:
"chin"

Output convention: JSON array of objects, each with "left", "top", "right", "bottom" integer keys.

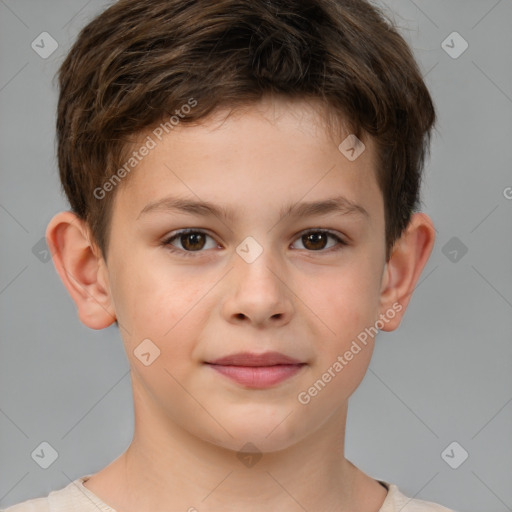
[
  {"left": 196, "top": 412, "right": 306, "bottom": 455},
  {"left": 210, "top": 432, "right": 302, "bottom": 456}
]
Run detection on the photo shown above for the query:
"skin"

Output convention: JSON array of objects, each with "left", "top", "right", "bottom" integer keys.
[{"left": 47, "top": 96, "right": 435, "bottom": 512}]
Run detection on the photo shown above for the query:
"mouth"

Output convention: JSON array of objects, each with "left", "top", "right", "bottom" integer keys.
[{"left": 204, "top": 351, "right": 307, "bottom": 388}]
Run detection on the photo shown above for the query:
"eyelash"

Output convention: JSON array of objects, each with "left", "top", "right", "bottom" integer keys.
[{"left": 161, "top": 228, "right": 348, "bottom": 257}]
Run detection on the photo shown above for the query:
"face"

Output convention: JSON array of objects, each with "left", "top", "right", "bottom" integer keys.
[{"left": 103, "top": 97, "right": 388, "bottom": 452}]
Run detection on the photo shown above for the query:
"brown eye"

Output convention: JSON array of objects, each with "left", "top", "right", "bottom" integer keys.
[
  {"left": 163, "top": 230, "right": 217, "bottom": 253},
  {"left": 180, "top": 232, "right": 206, "bottom": 251},
  {"left": 301, "top": 232, "right": 329, "bottom": 251},
  {"left": 291, "top": 230, "right": 346, "bottom": 252}
]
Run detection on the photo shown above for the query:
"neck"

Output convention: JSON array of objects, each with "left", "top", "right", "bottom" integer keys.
[{"left": 86, "top": 376, "right": 382, "bottom": 512}]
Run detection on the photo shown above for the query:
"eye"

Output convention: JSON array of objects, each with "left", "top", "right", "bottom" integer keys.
[
  {"left": 291, "top": 229, "right": 347, "bottom": 252},
  {"left": 162, "top": 228, "right": 347, "bottom": 257},
  {"left": 162, "top": 229, "right": 218, "bottom": 255}
]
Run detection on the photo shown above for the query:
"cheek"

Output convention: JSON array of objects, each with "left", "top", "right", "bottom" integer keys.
[
  {"left": 293, "top": 258, "right": 382, "bottom": 401},
  {"left": 111, "top": 268, "right": 208, "bottom": 403},
  {"left": 298, "top": 258, "right": 382, "bottom": 341},
  {"left": 109, "top": 253, "right": 208, "bottom": 348}
]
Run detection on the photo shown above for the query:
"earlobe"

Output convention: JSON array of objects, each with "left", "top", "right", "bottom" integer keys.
[
  {"left": 378, "top": 212, "right": 436, "bottom": 331},
  {"left": 46, "top": 211, "right": 116, "bottom": 330}
]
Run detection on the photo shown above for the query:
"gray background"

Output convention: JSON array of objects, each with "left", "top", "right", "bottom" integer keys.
[{"left": 1, "top": 1, "right": 511, "bottom": 511}]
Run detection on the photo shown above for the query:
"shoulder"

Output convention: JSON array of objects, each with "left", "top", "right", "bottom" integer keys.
[
  {"left": 379, "top": 481, "right": 457, "bottom": 512},
  {"left": 1, "top": 496, "right": 50, "bottom": 512},
  {"left": 0, "top": 475, "right": 112, "bottom": 512}
]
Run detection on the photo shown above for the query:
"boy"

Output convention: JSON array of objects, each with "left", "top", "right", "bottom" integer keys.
[{"left": 3, "top": 0, "right": 456, "bottom": 510}]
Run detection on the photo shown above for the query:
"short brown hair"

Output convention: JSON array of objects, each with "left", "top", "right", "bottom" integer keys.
[{"left": 56, "top": 0, "right": 436, "bottom": 261}]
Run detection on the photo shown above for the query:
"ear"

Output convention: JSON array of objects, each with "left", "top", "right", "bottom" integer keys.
[
  {"left": 46, "top": 211, "right": 116, "bottom": 329},
  {"left": 378, "top": 212, "right": 436, "bottom": 331}
]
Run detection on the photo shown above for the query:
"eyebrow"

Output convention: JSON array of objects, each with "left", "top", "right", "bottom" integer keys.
[{"left": 137, "top": 194, "right": 369, "bottom": 222}]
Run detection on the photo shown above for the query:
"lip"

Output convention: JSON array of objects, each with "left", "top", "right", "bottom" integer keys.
[
  {"left": 205, "top": 351, "right": 306, "bottom": 389},
  {"left": 207, "top": 351, "right": 304, "bottom": 366}
]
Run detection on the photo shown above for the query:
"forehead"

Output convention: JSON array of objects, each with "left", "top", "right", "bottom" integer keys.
[{"left": 112, "top": 97, "right": 382, "bottom": 225}]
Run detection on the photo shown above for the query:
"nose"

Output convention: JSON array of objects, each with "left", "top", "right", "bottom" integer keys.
[{"left": 221, "top": 249, "right": 294, "bottom": 328}]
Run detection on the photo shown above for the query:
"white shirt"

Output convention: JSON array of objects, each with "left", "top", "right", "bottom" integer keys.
[{"left": 1, "top": 475, "right": 456, "bottom": 512}]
